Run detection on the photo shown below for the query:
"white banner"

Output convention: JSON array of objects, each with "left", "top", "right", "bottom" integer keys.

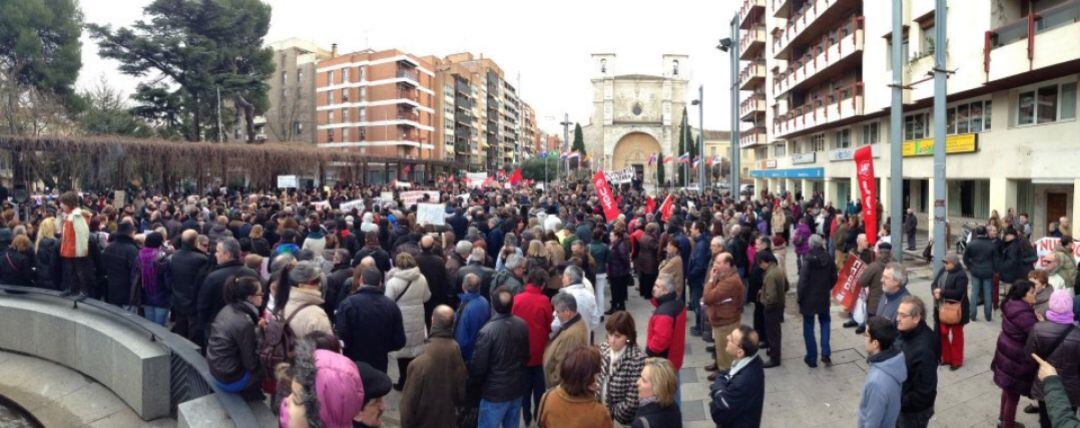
[
  {"left": 339, "top": 199, "right": 364, "bottom": 213},
  {"left": 277, "top": 175, "right": 298, "bottom": 189},
  {"left": 400, "top": 190, "right": 441, "bottom": 208},
  {"left": 1034, "top": 237, "right": 1080, "bottom": 267},
  {"left": 466, "top": 172, "right": 487, "bottom": 188},
  {"left": 417, "top": 203, "right": 447, "bottom": 226},
  {"left": 604, "top": 167, "right": 635, "bottom": 184}
]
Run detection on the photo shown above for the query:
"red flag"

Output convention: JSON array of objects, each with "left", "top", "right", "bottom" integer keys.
[
  {"left": 831, "top": 256, "right": 868, "bottom": 312},
  {"left": 592, "top": 170, "right": 620, "bottom": 222},
  {"left": 854, "top": 146, "right": 878, "bottom": 245},
  {"left": 508, "top": 168, "right": 523, "bottom": 186},
  {"left": 658, "top": 195, "right": 675, "bottom": 221},
  {"left": 646, "top": 196, "right": 656, "bottom": 214}
]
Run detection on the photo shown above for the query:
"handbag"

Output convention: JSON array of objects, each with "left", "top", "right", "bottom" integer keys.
[{"left": 939, "top": 299, "right": 963, "bottom": 325}]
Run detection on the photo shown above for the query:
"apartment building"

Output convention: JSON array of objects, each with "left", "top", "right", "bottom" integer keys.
[
  {"left": 738, "top": 0, "right": 770, "bottom": 180},
  {"left": 314, "top": 48, "right": 437, "bottom": 182},
  {"left": 744, "top": 0, "right": 1080, "bottom": 238},
  {"left": 264, "top": 39, "right": 333, "bottom": 144},
  {"left": 522, "top": 103, "right": 539, "bottom": 156}
]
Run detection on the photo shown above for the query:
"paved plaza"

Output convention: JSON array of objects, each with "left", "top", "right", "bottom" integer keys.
[{"left": 377, "top": 245, "right": 1039, "bottom": 427}]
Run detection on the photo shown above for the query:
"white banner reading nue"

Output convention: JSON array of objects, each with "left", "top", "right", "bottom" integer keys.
[{"left": 604, "top": 167, "right": 635, "bottom": 184}]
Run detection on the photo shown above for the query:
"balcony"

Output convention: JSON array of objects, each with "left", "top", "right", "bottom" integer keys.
[
  {"left": 739, "top": 25, "right": 767, "bottom": 60},
  {"left": 739, "top": 61, "right": 767, "bottom": 90},
  {"left": 397, "top": 111, "right": 419, "bottom": 122},
  {"left": 986, "top": 0, "right": 1080, "bottom": 82},
  {"left": 772, "top": 82, "right": 864, "bottom": 138},
  {"left": 773, "top": 0, "right": 860, "bottom": 60},
  {"left": 740, "top": 126, "right": 768, "bottom": 148},
  {"left": 772, "top": 0, "right": 793, "bottom": 18},
  {"left": 773, "top": 16, "right": 863, "bottom": 97},
  {"left": 455, "top": 112, "right": 472, "bottom": 125},
  {"left": 396, "top": 89, "right": 419, "bottom": 102},
  {"left": 740, "top": 93, "right": 767, "bottom": 121},
  {"left": 739, "top": 0, "right": 766, "bottom": 29},
  {"left": 396, "top": 69, "right": 420, "bottom": 85}
]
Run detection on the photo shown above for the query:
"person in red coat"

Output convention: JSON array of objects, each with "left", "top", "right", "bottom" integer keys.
[
  {"left": 645, "top": 272, "right": 687, "bottom": 405},
  {"left": 512, "top": 268, "right": 554, "bottom": 425}
]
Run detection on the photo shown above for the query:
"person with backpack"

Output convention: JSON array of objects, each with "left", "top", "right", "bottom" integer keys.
[
  {"left": 136, "top": 232, "right": 171, "bottom": 326},
  {"left": 279, "top": 260, "right": 333, "bottom": 340},
  {"left": 207, "top": 275, "right": 264, "bottom": 400}
]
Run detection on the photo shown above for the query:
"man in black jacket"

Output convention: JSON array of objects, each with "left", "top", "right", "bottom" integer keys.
[
  {"left": 709, "top": 325, "right": 765, "bottom": 428},
  {"left": 469, "top": 286, "right": 530, "bottom": 427},
  {"left": 195, "top": 237, "right": 258, "bottom": 348},
  {"left": 416, "top": 235, "right": 449, "bottom": 327},
  {"left": 322, "top": 248, "right": 354, "bottom": 319},
  {"left": 335, "top": 267, "right": 406, "bottom": 373},
  {"left": 963, "top": 226, "right": 999, "bottom": 321},
  {"left": 353, "top": 231, "right": 391, "bottom": 273},
  {"left": 896, "top": 296, "right": 939, "bottom": 428},
  {"left": 101, "top": 222, "right": 140, "bottom": 309},
  {"left": 168, "top": 229, "right": 211, "bottom": 340},
  {"left": 904, "top": 208, "right": 918, "bottom": 251},
  {"left": 457, "top": 248, "right": 495, "bottom": 296}
]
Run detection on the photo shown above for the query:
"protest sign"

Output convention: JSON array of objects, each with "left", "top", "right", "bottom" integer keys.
[
  {"left": 417, "top": 203, "right": 447, "bottom": 226},
  {"left": 831, "top": 256, "right": 867, "bottom": 313},
  {"left": 339, "top": 199, "right": 363, "bottom": 213},
  {"left": 466, "top": 173, "right": 487, "bottom": 188},
  {"left": 604, "top": 167, "right": 635, "bottom": 184},
  {"left": 277, "top": 175, "right": 298, "bottom": 189},
  {"left": 592, "top": 171, "right": 620, "bottom": 222},
  {"left": 400, "top": 190, "right": 441, "bottom": 208}
]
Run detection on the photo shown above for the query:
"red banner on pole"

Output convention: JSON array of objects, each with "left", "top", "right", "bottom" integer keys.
[
  {"left": 658, "top": 195, "right": 675, "bottom": 221},
  {"left": 854, "top": 146, "right": 879, "bottom": 245},
  {"left": 646, "top": 196, "right": 656, "bottom": 214},
  {"left": 593, "top": 170, "right": 620, "bottom": 222},
  {"left": 831, "top": 256, "right": 868, "bottom": 312}
]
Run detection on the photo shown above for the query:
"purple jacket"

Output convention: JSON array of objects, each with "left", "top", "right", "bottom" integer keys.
[
  {"left": 991, "top": 299, "right": 1038, "bottom": 395},
  {"left": 793, "top": 224, "right": 812, "bottom": 256}
]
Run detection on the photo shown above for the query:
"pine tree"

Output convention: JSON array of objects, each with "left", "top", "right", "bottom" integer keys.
[
  {"left": 677, "top": 109, "right": 687, "bottom": 187},
  {"left": 657, "top": 153, "right": 666, "bottom": 188},
  {"left": 572, "top": 123, "right": 585, "bottom": 170}
]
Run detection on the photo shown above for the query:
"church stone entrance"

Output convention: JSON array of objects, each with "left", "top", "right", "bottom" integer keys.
[{"left": 613, "top": 132, "right": 661, "bottom": 184}]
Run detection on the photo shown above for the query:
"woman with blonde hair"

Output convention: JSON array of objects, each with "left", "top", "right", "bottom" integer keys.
[
  {"left": 34, "top": 217, "right": 62, "bottom": 290},
  {"left": 384, "top": 252, "right": 430, "bottom": 390},
  {"left": 631, "top": 358, "right": 682, "bottom": 427}
]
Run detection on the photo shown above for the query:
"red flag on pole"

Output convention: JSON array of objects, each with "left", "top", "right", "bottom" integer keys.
[
  {"left": 592, "top": 170, "right": 620, "bottom": 222},
  {"left": 831, "top": 256, "right": 868, "bottom": 312},
  {"left": 854, "top": 146, "right": 879, "bottom": 245},
  {"left": 508, "top": 168, "right": 523, "bottom": 186},
  {"left": 658, "top": 195, "right": 675, "bottom": 221},
  {"left": 646, "top": 196, "right": 656, "bottom": 214}
]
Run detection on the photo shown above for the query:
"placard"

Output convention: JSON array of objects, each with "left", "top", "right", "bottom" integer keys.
[
  {"left": 831, "top": 256, "right": 867, "bottom": 312},
  {"left": 466, "top": 172, "right": 487, "bottom": 188},
  {"left": 400, "top": 190, "right": 441, "bottom": 208},
  {"left": 417, "top": 203, "right": 446, "bottom": 226},
  {"left": 277, "top": 175, "right": 298, "bottom": 189},
  {"left": 604, "top": 167, "right": 635, "bottom": 185},
  {"left": 339, "top": 199, "right": 364, "bottom": 213}
]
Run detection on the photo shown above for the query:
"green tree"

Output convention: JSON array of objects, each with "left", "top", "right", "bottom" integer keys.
[
  {"left": 88, "top": 0, "right": 274, "bottom": 142},
  {"left": 572, "top": 123, "right": 585, "bottom": 169},
  {"left": 0, "top": 0, "right": 84, "bottom": 187},
  {"left": 79, "top": 76, "right": 152, "bottom": 137},
  {"left": 521, "top": 156, "right": 558, "bottom": 182}
]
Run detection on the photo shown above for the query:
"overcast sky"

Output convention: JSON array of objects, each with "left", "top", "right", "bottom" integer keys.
[{"left": 76, "top": 0, "right": 740, "bottom": 134}]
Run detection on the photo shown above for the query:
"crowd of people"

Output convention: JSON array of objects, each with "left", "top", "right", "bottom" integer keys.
[{"left": 1, "top": 177, "right": 1079, "bottom": 428}]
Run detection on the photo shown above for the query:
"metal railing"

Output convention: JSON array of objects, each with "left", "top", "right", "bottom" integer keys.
[{"left": 0, "top": 284, "right": 258, "bottom": 427}]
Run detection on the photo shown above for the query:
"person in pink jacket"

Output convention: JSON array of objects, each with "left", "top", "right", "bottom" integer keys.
[{"left": 280, "top": 339, "right": 365, "bottom": 428}]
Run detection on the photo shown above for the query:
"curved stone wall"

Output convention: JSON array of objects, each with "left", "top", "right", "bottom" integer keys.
[{"left": 0, "top": 293, "right": 170, "bottom": 420}]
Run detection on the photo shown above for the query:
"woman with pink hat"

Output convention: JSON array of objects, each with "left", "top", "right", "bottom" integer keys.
[{"left": 1025, "top": 289, "right": 1080, "bottom": 428}]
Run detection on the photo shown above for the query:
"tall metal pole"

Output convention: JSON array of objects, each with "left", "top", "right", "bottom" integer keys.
[
  {"left": 890, "top": 0, "right": 904, "bottom": 261},
  {"left": 730, "top": 16, "right": 741, "bottom": 195},
  {"left": 697, "top": 84, "right": 706, "bottom": 189},
  {"left": 216, "top": 86, "right": 223, "bottom": 143},
  {"left": 560, "top": 113, "right": 571, "bottom": 183},
  {"left": 931, "top": 0, "right": 948, "bottom": 274},
  {"left": 682, "top": 111, "right": 689, "bottom": 189}
]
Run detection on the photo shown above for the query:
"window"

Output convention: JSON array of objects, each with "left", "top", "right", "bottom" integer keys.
[
  {"left": 358, "top": 107, "right": 366, "bottom": 122},
  {"left": 905, "top": 113, "right": 928, "bottom": 140},
  {"left": 293, "top": 121, "right": 303, "bottom": 135},
  {"left": 281, "top": 71, "right": 287, "bottom": 83},
  {"left": 1019, "top": 82, "right": 1078, "bottom": 125},
  {"left": 774, "top": 143, "right": 787, "bottom": 157},
  {"left": 359, "top": 127, "right": 366, "bottom": 140},
  {"left": 833, "top": 128, "right": 851, "bottom": 149},
  {"left": 297, "top": 68, "right": 303, "bottom": 83},
  {"left": 357, "top": 66, "right": 364, "bottom": 81},
  {"left": 921, "top": 25, "right": 935, "bottom": 57},
  {"left": 327, "top": 129, "right": 334, "bottom": 143},
  {"left": 985, "top": 100, "right": 993, "bottom": 129},
  {"left": 327, "top": 91, "right": 334, "bottom": 105},
  {"left": 343, "top": 67, "right": 350, "bottom": 83},
  {"left": 328, "top": 111, "right": 334, "bottom": 124},
  {"left": 811, "top": 134, "right": 825, "bottom": 152},
  {"left": 862, "top": 122, "right": 879, "bottom": 145},
  {"left": 343, "top": 127, "right": 350, "bottom": 141},
  {"left": 328, "top": 70, "right": 334, "bottom": 84},
  {"left": 342, "top": 108, "right": 349, "bottom": 123},
  {"left": 957, "top": 104, "right": 969, "bottom": 134}
]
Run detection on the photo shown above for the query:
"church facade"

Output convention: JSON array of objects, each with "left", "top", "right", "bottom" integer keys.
[{"left": 583, "top": 53, "right": 689, "bottom": 186}]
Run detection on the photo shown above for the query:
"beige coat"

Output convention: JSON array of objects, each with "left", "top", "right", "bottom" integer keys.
[
  {"left": 385, "top": 267, "right": 432, "bottom": 359},
  {"left": 283, "top": 287, "right": 333, "bottom": 339},
  {"left": 542, "top": 315, "right": 589, "bottom": 387}
]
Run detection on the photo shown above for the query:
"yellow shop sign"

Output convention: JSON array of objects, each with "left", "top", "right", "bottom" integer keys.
[{"left": 902, "top": 133, "right": 978, "bottom": 157}]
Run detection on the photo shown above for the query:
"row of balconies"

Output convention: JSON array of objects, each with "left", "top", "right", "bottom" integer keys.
[
  {"left": 739, "top": 61, "right": 767, "bottom": 91},
  {"left": 772, "top": 82, "right": 864, "bottom": 138},
  {"left": 773, "top": 17, "right": 863, "bottom": 97},
  {"left": 739, "top": 0, "right": 766, "bottom": 30},
  {"left": 739, "top": 93, "right": 767, "bottom": 121},
  {"left": 772, "top": 0, "right": 857, "bottom": 60},
  {"left": 739, "top": 25, "right": 767, "bottom": 60}
]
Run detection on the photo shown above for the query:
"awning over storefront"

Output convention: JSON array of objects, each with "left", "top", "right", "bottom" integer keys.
[{"left": 749, "top": 167, "right": 825, "bottom": 179}]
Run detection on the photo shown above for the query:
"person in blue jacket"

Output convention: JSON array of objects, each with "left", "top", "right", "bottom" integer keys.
[
  {"left": 687, "top": 220, "right": 712, "bottom": 337},
  {"left": 858, "top": 316, "right": 907, "bottom": 428},
  {"left": 455, "top": 272, "right": 491, "bottom": 362}
]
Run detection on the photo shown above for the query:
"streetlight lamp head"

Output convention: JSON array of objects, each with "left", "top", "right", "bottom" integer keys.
[
  {"left": 717, "top": 38, "right": 733, "bottom": 51},
  {"left": 691, "top": 100, "right": 701, "bottom": 106}
]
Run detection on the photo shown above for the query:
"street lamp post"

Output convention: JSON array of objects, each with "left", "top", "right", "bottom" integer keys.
[
  {"left": 560, "top": 113, "right": 572, "bottom": 184},
  {"left": 691, "top": 85, "right": 705, "bottom": 189},
  {"left": 717, "top": 16, "right": 740, "bottom": 196}
]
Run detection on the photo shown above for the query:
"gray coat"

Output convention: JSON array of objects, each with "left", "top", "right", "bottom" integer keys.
[{"left": 876, "top": 287, "right": 911, "bottom": 323}]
